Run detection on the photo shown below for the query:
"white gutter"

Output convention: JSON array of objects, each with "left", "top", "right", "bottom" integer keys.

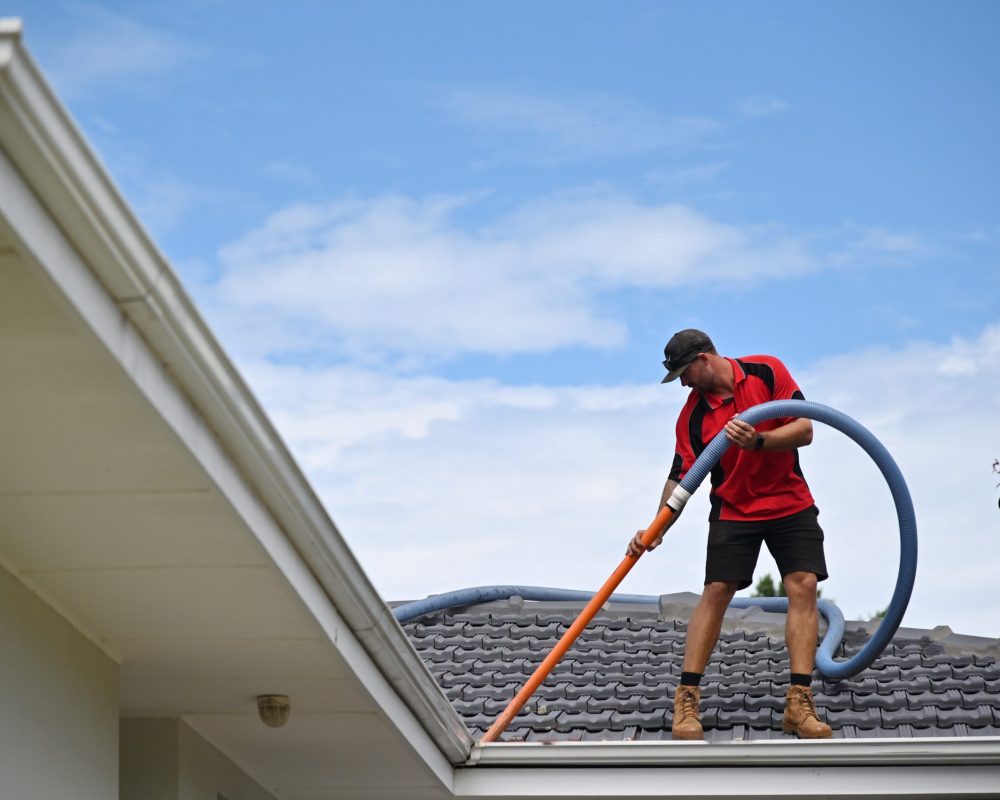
[
  {"left": 0, "top": 18, "right": 471, "bottom": 766},
  {"left": 455, "top": 764, "right": 1000, "bottom": 799},
  {"left": 466, "top": 736, "right": 1000, "bottom": 767}
]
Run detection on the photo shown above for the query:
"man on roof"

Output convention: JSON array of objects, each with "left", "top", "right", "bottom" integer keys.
[{"left": 628, "top": 329, "right": 833, "bottom": 740}]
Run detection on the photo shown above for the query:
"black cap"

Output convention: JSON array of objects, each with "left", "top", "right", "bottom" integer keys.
[{"left": 662, "top": 329, "right": 714, "bottom": 383}]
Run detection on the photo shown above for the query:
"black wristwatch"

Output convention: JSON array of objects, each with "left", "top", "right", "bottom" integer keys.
[{"left": 753, "top": 433, "right": 765, "bottom": 451}]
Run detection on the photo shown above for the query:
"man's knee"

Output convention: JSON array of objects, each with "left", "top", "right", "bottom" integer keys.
[
  {"left": 783, "top": 571, "right": 818, "bottom": 603},
  {"left": 701, "top": 580, "right": 739, "bottom": 609}
]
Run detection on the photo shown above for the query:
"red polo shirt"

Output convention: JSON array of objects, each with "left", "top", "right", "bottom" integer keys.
[{"left": 668, "top": 355, "right": 815, "bottom": 522}]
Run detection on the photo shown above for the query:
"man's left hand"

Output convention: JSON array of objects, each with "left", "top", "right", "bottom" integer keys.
[{"left": 725, "top": 419, "right": 758, "bottom": 450}]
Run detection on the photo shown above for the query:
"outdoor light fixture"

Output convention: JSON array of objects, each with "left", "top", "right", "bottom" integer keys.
[{"left": 256, "top": 694, "right": 290, "bottom": 728}]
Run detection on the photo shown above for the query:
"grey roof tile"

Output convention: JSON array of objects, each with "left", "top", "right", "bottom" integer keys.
[
  {"left": 555, "top": 709, "right": 614, "bottom": 731},
  {"left": 703, "top": 693, "right": 749, "bottom": 712},
  {"left": 938, "top": 705, "right": 996, "bottom": 727},
  {"left": 827, "top": 707, "right": 882, "bottom": 729},
  {"left": 720, "top": 706, "right": 776, "bottom": 728},
  {"left": 931, "top": 674, "right": 987, "bottom": 692},
  {"left": 612, "top": 708, "right": 667, "bottom": 728},
  {"left": 855, "top": 690, "right": 908, "bottom": 711},
  {"left": 565, "top": 681, "right": 617, "bottom": 700},
  {"left": 883, "top": 706, "right": 938, "bottom": 727},
  {"left": 908, "top": 689, "right": 962, "bottom": 709},
  {"left": 589, "top": 694, "right": 634, "bottom": 712},
  {"left": 401, "top": 599, "right": 1000, "bottom": 742},
  {"left": 744, "top": 693, "right": 785, "bottom": 712},
  {"left": 876, "top": 675, "right": 932, "bottom": 693}
]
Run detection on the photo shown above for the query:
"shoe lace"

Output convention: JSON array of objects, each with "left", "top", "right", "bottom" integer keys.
[
  {"left": 679, "top": 689, "right": 698, "bottom": 718},
  {"left": 794, "top": 688, "right": 819, "bottom": 718}
]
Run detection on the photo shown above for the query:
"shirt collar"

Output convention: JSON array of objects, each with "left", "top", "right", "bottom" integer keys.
[{"left": 701, "top": 357, "right": 744, "bottom": 410}]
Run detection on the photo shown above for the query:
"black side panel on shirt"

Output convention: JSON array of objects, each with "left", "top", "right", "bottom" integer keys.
[
  {"left": 668, "top": 452, "right": 684, "bottom": 482},
  {"left": 689, "top": 397, "right": 729, "bottom": 521},
  {"left": 736, "top": 358, "right": 775, "bottom": 395},
  {"left": 688, "top": 397, "right": 708, "bottom": 457}
]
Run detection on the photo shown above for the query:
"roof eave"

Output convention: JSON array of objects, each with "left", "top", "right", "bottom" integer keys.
[{"left": 0, "top": 18, "right": 471, "bottom": 766}]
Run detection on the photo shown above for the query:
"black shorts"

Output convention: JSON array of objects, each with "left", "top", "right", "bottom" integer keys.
[{"left": 705, "top": 506, "right": 828, "bottom": 590}]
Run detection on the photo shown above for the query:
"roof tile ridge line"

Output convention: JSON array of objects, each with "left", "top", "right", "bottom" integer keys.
[
  {"left": 0, "top": 33, "right": 471, "bottom": 763},
  {"left": 0, "top": 17, "right": 23, "bottom": 37},
  {"left": 411, "top": 595, "right": 999, "bottom": 658}
]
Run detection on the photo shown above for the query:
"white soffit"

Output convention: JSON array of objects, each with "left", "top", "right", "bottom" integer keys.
[
  {"left": 0, "top": 17, "right": 467, "bottom": 797},
  {"left": 0, "top": 107, "right": 449, "bottom": 800}
]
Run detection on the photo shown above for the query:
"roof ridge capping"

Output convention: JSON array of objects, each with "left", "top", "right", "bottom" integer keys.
[
  {"left": 0, "top": 18, "right": 23, "bottom": 37},
  {"left": 660, "top": 592, "right": 1000, "bottom": 658},
  {"left": 400, "top": 588, "right": 1000, "bottom": 659},
  {"left": 0, "top": 18, "right": 24, "bottom": 65}
]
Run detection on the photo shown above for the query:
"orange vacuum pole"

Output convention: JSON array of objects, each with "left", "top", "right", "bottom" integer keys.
[{"left": 480, "top": 504, "right": 678, "bottom": 743}]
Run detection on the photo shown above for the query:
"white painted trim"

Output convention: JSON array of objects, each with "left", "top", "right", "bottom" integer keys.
[
  {"left": 468, "top": 736, "right": 1000, "bottom": 767},
  {"left": 0, "top": 20, "right": 470, "bottom": 775},
  {"left": 454, "top": 764, "right": 1000, "bottom": 798}
]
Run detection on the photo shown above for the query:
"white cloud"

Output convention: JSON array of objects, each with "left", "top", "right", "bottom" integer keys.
[
  {"left": 797, "top": 324, "right": 1000, "bottom": 634},
  {"left": 646, "top": 161, "right": 730, "bottom": 190},
  {"left": 264, "top": 161, "right": 319, "bottom": 186},
  {"left": 852, "top": 227, "right": 923, "bottom": 256},
  {"left": 437, "top": 87, "right": 720, "bottom": 162},
  {"left": 238, "top": 323, "right": 1000, "bottom": 638},
  {"left": 41, "top": 5, "right": 199, "bottom": 100},
  {"left": 211, "top": 189, "right": 814, "bottom": 360},
  {"left": 739, "top": 95, "right": 789, "bottom": 118}
]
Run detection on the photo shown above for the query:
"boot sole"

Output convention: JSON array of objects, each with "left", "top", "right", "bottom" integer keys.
[{"left": 782, "top": 720, "right": 832, "bottom": 738}]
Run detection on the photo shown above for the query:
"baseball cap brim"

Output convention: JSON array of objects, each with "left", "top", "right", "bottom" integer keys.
[{"left": 661, "top": 360, "right": 694, "bottom": 383}]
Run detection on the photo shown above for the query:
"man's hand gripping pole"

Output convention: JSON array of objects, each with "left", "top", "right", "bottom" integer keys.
[{"left": 479, "top": 489, "right": 689, "bottom": 743}]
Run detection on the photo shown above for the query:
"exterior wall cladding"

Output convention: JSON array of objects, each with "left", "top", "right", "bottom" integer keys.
[{"left": 0, "top": 563, "right": 119, "bottom": 799}]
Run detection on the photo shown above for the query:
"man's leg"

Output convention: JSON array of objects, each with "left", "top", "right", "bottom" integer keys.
[
  {"left": 672, "top": 580, "right": 739, "bottom": 740},
  {"left": 781, "top": 570, "right": 831, "bottom": 738},
  {"left": 683, "top": 580, "right": 740, "bottom": 674},
  {"left": 783, "top": 570, "right": 818, "bottom": 674}
]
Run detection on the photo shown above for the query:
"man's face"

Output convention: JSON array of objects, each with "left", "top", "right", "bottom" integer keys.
[{"left": 679, "top": 353, "right": 711, "bottom": 392}]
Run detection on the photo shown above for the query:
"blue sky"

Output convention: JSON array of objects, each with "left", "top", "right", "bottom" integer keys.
[{"left": 11, "top": 2, "right": 1000, "bottom": 635}]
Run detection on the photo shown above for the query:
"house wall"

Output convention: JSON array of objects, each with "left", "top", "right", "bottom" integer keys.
[
  {"left": 178, "top": 720, "right": 277, "bottom": 800},
  {"left": 120, "top": 719, "right": 180, "bottom": 800},
  {"left": 122, "top": 718, "right": 277, "bottom": 800},
  {"left": 0, "top": 564, "right": 118, "bottom": 799}
]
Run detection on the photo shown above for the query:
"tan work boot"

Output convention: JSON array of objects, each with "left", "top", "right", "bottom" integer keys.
[
  {"left": 672, "top": 685, "right": 703, "bottom": 740},
  {"left": 782, "top": 685, "right": 832, "bottom": 738}
]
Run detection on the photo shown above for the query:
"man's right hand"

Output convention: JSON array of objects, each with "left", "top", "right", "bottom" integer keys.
[{"left": 627, "top": 529, "right": 663, "bottom": 557}]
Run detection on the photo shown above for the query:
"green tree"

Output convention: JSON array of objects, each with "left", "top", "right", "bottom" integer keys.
[
  {"left": 994, "top": 458, "right": 999, "bottom": 510},
  {"left": 750, "top": 572, "right": 821, "bottom": 599},
  {"left": 751, "top": 574, "right": 786, "bottom": 598}
]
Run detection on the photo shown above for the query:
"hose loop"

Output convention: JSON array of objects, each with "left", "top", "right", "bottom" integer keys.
[
  {"left": 680, "top": 399, "right": 916, "bottom": 679},
  {"left": 394, "top": 400, "right": 916, "bottom": 681}
]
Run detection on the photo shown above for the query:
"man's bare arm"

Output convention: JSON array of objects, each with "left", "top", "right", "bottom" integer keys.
[
  {"left": 659, "top": 478, "right": 679, "bottom": 510},
  {"left": 724, "top": 417, "right": 813, "bottom": 451},
  {"left": 627, "top": 477, "right": 680, "bottom": 556}
]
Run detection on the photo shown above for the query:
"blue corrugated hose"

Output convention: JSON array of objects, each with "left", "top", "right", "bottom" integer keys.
[{"left": 394, "top": 400, "right": 916, "bottom": 681}]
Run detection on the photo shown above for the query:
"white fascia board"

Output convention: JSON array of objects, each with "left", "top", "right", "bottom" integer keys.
[
  {"left": 0, "top": 19, "right": 471, "bottom": 771},
  {"left": 467, "top": 736, "right": 1000, "bottom": 767},
  {"left": 454, "top": 764, "right": 1000, "bottom": 799}
]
